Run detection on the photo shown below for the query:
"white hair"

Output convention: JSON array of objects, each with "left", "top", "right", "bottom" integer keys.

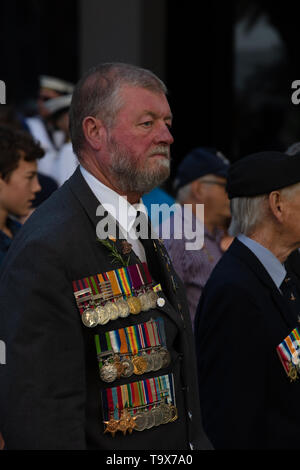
[
  {"left": 229, "top": 182, "right": 300, "bottom": 236},
  {"left": 229, "top": 195, "right": 268, "bottom": 236},
  {"left": 176, "top": 183, "right": 192, "bottom": 203}
]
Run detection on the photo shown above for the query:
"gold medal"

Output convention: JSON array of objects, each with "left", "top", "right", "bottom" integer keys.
[
  {"left": 288, "top": 361, "right": 298, "bottom": 382},
  {"left": 117, "top": 409, "right": 134, "bottom": 436},
  {"left": 127, "top": 296, "right": 142, "bottom": 315},
  {"left": 169, "top": 405, "right": 178, "bottom": 422},
  {"left": 103, "top": 418, "right": 119, "bottom": 437},
  {"left": 132, "top": 355, "right": 147, "bottom": 375}
]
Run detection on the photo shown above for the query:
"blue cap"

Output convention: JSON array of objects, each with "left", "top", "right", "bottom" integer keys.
[{"left": 173, "top": 147, "right": 229, "bottom": 191}]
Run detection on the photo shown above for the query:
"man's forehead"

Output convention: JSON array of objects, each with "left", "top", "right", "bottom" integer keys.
[{"left": 118, "top": 85, "right": 171, "bottom": 115}]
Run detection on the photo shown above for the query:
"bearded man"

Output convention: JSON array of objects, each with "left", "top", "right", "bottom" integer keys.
[{"left": 0, "top": 63, "right": 211, "bottom": 451}]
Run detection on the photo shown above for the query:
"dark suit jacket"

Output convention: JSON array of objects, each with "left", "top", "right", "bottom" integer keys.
[
  {"left": 0, "top": 167, "right": 211, "bottom": 450},
  {"left": 195, "top": 238, "right": 300, "bottom": 449}
]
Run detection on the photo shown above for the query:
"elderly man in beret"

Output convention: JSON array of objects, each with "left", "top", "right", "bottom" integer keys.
[{"left": 195, "top": 151, "right": 300, "bottom": 449}]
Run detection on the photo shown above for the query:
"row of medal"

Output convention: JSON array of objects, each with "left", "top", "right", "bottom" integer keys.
[
  {"left": 104, "top": 401, "right": 178, "bottom": 436},
  {"left": 72, "top": 263, "right": 165, "bottom": 328},
  {"left": 101, "top": 373, "right": 177, "bottom": 436},
  {"left": 95, "top": 318, "right": 170, "bottom": 383},
  {"left": 277, "top": 327, "right": 300, "bottom": 382}
]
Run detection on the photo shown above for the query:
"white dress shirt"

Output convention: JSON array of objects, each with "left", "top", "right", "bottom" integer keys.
[{"left": 80, "top": 165, "right": 147, "bottom": 263}]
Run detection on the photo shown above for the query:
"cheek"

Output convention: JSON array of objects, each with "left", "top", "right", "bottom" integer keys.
[{"left": 2, "top": 182, "right": 27, "bottom": 208}]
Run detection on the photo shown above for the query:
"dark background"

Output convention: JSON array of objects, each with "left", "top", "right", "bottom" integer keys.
[{"left": 1, "top": 0, "right": 300, "bottom": 186}]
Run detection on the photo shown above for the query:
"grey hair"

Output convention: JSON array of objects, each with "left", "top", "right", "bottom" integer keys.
[
  {"left": 229, "top": 182, "right": 300, "bottom": 236},
  {"left": 229, "top": 195, "right": 268, "bottom": 236},
  {"left": 69, "top": 62, "right": 167, "bottom": 159},
  {"left": 176, "top": 183, "right": 192, "bottom": 203}
]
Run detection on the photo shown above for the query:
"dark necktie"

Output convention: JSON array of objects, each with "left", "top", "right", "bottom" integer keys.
[
  {"left": 134, "top": 211, "right": 156, "bottom": 254},
  {"left": 280, "top": 273, "right": 300, "bottom": 323}
]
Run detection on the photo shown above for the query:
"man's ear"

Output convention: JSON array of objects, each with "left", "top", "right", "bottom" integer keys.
[
  {"left": 190, "top": 179, "right": 203, "bottom": 199},
  {"left": 82, "top": 116, "right": 106, "bottom": 151},
  {"left": 269, "top": 191, "right": 284, "bottom": 222}
]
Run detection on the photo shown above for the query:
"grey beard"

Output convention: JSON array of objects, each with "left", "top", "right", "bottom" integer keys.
[{"left": 109, "top": 143, "right": 171, "bottom": 194}]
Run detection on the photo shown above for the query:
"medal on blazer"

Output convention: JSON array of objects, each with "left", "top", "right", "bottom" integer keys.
[
  {"left": 101, "top": 374, "right": 178, "bottom": 437},
  {"left": 72, "top": 260, "right": 167, "bottom": 327},
  {"left": 95, "top": 318, "right": 171, "bottom": 383},
  {"left": 117, "top": 408, "right": 136, "bottom": 435},
  {"left": 103, "top": 417, "right": 119, "bottom": 437},
  {"left": 277, "top": 327, "right": 300, "bottom": 381}
]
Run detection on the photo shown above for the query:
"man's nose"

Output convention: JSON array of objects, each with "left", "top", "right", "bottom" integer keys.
[
  {"left": 33, "top": 176, "right": 42, "bottom": 193},
  {"left": 154, "top": 122, "right": 174, "bottom": 145}
]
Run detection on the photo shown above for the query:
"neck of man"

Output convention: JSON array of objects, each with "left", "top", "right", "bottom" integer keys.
[
  {"left": 81, "top": 159, "right": 142, "bottom": 205},
  {"left": 248, "top": 226, "right": 295, "bottom": 264}
]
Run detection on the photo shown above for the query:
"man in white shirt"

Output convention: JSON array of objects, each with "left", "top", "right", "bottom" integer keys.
[
  {"left": 0, "top": 62, "right": 211, "bottom": 451},
  {"left": 25, "top": 75, "right": 74, "bottom": 179}
]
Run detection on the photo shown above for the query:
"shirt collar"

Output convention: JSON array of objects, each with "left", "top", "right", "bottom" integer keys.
[
  {"left": 80, "top": 165, "right": 148, "bottom": 234},
  {"left": 237, "top": 233, "right": 286, "bottom": 289}
]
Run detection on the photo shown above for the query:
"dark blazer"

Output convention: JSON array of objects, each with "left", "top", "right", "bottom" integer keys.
[
  {"left": 0, "top": 167, "right": 211, "bottom": 450},
  {"left": 195, "top": 238, "right": 300, "bottom": 450}
]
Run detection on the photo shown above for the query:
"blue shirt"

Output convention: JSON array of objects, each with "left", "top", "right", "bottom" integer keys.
[
  {"left": 0, "top": 217, "right": 21, "bottom": 266},
  {"left": 237, "top": 234, "right": 286, "bottom": 290}
]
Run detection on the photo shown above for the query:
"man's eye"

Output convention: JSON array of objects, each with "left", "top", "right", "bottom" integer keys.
[{"left": 140, "top": 121, "right": 153, "bottom": 127}]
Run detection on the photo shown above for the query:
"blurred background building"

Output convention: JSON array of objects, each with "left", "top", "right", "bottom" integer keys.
[{"left": 1, "top": 0, "right": 300, "bottom": 195}]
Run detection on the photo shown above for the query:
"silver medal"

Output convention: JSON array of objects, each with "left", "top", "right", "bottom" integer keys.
[{"left": 81, "top": 307, "right": 98, "bottom": 328}]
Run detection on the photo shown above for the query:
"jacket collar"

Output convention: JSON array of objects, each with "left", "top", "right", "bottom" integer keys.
[{"left": 229, "top": 238, "right": 298, "bottom": 329}]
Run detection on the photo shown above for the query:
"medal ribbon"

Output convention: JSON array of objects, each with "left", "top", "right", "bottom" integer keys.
[
  {"left": 116, "top": 267, "right": 132, "bottom": 297},
  {"left": 277, "top": 327, "right": 300, "bottom": 375},
  {"left": 101, "top": 374, "right": 176, "bottom": 420},
  {"left": 126, "top": 325, "right": 139, "bottom": 355},
  {"left": 127, "top": 264, "right": 144, "bottom": 292},
  {"left": 106, "top": 270, "right": 122, "bottom": 298},
  {"left": 72, "top": 278, "right": 93, "bottom": 314}
]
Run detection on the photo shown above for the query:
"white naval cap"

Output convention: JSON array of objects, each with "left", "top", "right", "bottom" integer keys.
[
  {"left": 39, "top": 75, "right": 75, "bottom": 94},
  {"left": 44, "top": 94, "right": 72, "bottom": 115}
]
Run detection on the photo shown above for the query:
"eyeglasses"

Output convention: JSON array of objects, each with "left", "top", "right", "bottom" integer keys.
[
  {"left": 201, "top": 180, "right": 227, "bottom": 188},
  {"left": 38, "top": 96, "right": 51, "bottom": 102}
]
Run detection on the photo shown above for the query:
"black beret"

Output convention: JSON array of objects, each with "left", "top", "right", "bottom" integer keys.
[{"left": 226, "top": 151, "right": 300, "bottom": 199}]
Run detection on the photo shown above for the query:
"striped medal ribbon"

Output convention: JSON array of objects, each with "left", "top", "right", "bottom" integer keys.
[{"left": 277, "top": 327, "right": 300, "bottom": 381}]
